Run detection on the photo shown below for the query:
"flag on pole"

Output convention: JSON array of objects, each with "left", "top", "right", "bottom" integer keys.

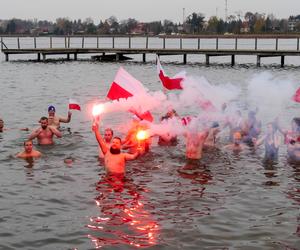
[
  {"left": 106, "top": 67, "right": 146, "bottom": 100},
  {"left": 106, "top": 67, "right": 154, "bottom": 122},
  {"left": 293, "top": 87, "right": 300, "bottom": 103},
  {"left": 69, "top": 98, "right": 81, "bottom": 111},
  {"left": 157, "top": 56, "right": 184, "bottom": 90}
]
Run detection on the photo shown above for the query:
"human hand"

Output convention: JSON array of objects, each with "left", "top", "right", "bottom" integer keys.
[
  {"left": 92, "top": 122, "right": 99, "bottom": 132},
  {"left": 68, "top": 111, "right": 72, "bottom": 117}
]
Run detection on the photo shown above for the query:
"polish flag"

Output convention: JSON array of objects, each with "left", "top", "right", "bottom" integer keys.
[
  {"left": 106, "top": 67, "right": 154, "bottom": 122},
  {"left": 293, "top": 87, "right": 300, "bottom": 103},
  {"left": 107, "top": 67, "right": 146, "bottom": 100},
  {"left": 157, "top": 56, "right": 184, "bottom": 90},
  {"left": 69, "top": 99, "right": 81, "bottom": 111}
]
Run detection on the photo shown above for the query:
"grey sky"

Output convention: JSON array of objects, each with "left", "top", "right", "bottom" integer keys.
[{"left": 1, "top": 0, "right": 299, "bottom": 23}]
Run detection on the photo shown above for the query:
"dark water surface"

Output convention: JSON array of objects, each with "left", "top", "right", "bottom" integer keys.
[{"left": 1, "top": 53, "right": 300, "bottom": 250}]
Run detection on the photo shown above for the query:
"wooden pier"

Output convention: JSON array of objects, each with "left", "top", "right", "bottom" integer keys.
[{"left": 1, "top": 35, "right": 300, "bottom": 67}]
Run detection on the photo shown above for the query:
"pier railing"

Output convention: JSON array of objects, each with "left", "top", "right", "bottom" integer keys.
[{"left": 1, "top": 35, "right": 300, "bottom": 66}]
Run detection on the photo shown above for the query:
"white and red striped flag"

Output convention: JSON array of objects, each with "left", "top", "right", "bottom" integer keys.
[
  {"left": 157, "top": 56, "right": 185, "bottom": 90},
  {"left": 106, "top": 67, "right": 154, "bottom": 122},
  {"left": 69, "top": 98, "right": 81, "bottom": 111}
]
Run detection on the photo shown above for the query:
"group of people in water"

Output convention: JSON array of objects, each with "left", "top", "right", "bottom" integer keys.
[{"left": 1, "top": 103, "right": 300, "bottom": 177}]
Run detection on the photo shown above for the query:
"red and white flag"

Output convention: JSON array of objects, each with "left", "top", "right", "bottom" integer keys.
[
  {"left": 69, "top": 98, "right": 81, "bottom": 111},
  {"left": 293, "top": 87, "right": 300, "bottom": 103},
  {"left": 107, "top": 67, "right": 146, "bottom": 100},
  {"left": 157, "top": 56, "right": 184, "bottom": 90},
  {"left": 106, "top": 67, "right": 154, "bottom": 122}
]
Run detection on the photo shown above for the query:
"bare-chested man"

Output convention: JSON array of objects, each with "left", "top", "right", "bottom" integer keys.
[
  {"left": 185, "top": 129, "right": 209, "bottom": 160},
  {"left": 16, "top": 140, "right": 41, "bottom": 159},
  {"left": 29, "top": 116, "right": 62, "bottom": 145},
  {"left": 47, "top": 105, "right": 72, "bottom": 129},
  {"left": 92, "top": 122, "right": 140, "bottom": 175}
]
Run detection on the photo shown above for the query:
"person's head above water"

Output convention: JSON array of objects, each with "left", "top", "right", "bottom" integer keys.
[
  {"left": 0, "top": 118, "right": 4, "bottom": 131},
  {"left": 48, "top": 105, "right": 56, "bottom": 116},
  {"left": 233, "top": 132, "right": 242, "bottom": 144}
]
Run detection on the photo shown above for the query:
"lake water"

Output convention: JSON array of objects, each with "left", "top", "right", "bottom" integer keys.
[{"left": 0, "top": 44, "right": 300, "bottom": 250}]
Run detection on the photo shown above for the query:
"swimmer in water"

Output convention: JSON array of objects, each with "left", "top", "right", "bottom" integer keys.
[
  {"left": 204, "top": 121, "right": 221, "bottom": 148},
  {"left": 242, "top": 110, "right": 262, "bottom": 145},
  {"left": 92, "top": 120, "right": 142, "bottom": 175},
  {"left": 29, "top": 116, "right": 62, "bottom": 145},
  {"left": 16, "top": 140, "right": 41, "bottom": 159},
  {"left": 98, "top": 128, "right": 113, "bottom": 159},
  {"left": 158, "top": 109, "right": 179, "bottom": 146},
  {"left": 223, "top": 132, "right": 247, "bottom": 152},
  {"left": 47, "top": 105, "right": 72, "bottom": 129},
  {"left": 0, "top": 118, "right": 29, "bottom": 132},
  {"left": 184, "top": 128, "right": 209, "bottom": 160},
  {"left": 253, "top": 122, "right": 281, "bottom": 161}
]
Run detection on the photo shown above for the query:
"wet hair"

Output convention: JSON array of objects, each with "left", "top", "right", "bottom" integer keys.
[
  {"left": 105, "top": 128, "right": 113, "bottom": 136},
  {"left": 40, "top": 116, "right": 48, "bottom": 122},
  {"left": 113, "top": 136, "right": 122, "bottom": 143},
  {"left": 23, "top": 140, "right": 33, "bottom": 146}
]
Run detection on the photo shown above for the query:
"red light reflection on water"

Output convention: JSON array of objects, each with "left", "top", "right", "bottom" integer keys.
[{"left": 86, "top": 175, "right": 159, "bottom": 248}]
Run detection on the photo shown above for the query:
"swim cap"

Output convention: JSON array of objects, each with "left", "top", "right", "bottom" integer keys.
[{"left": 48, "top": 105, "right": 56, "bottom": 112}]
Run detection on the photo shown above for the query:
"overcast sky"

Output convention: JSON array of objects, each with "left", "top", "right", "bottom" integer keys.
[{"left": 1, "top": 0, "right": 299, "bottom": 23}]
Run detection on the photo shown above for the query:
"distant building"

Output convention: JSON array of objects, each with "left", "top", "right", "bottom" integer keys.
[
  {"left": 240, "top": 21, "right": 250, "bottom": 33},
  {"left": 288, "top": 16, "right": 300, "bottom": 31},
  {"left": 130, "top": 23, "right": 145, "bottom": 34}
]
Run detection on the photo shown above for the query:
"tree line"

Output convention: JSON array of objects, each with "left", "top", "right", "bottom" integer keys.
[{"left": 1, "top": 12, "right": 300, "bottom": 35}]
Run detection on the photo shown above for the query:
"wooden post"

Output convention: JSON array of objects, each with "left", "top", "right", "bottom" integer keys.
[
  {"left": 198, "top": 38, "right": 200, "bottom": 50},
  {"left": 68, "top": 36, "right": 70, "bottom": 48},
  {"left": 129, "top": 36, "right": 131, "bottom": 49},
  {"left": 281, "top": 56, "right": 285, "bottom": 68},
  {"left": 34, "top": 37, "right": 37, "bottom": 49},
  {"left": 5, "top": 53, "right": 9, "bottom": 61},
  {"left": 17, "top": 37, "right": 20, "bottom": 49},
  {"left": 67, "top": 53, "right": 70, "bottom": 60},
  {"left": 82, "top": 37, "right": 84, "bottom": 48},
  {"left": 65, "top": 37, "right": 67, "bottom": 48},
  {"left": 231, "top": 55, "right": 235, "bottom": 66},
  {"left": 180, "top": 38, "right": 182, "bottom": 49},
  {"left": 255, "top": 38, "right": 257, "bottom": 50},
  {"left": 146, "top": 36, "right": 149, "bottom": 49},
  {"left": 1, "top": 37, "right": 3, "bottom": 50},
  {"left": 216, "top": 37, "right": 219, "bottom": 50},
  {"left": 256, "top": 55, "right": 261, "bottom": 67},
  {"left": 112, "top": 37, "right": 115, "bottom": 48},
  {"left": 163, "top": 37, "right": 165, "bottom": 49},
  {"left": 275, "top": 38, "right": 278, "bottom": 50},
  {"left": 97, "top": 37, "right": 99, "bottom": 48},
  {"left": 74, "top": 53, "right": 77, "bottom": 60},
  {"left": 142, "top": 53, "right": 146, "bottom": 63},
  {"left": 37, "top": 53, "right": 41, "bottom": 61},
  {"left": 297, "top": 37, "right": 299, "bottom": 51},
  {"left": 50, "top": 37, "right": 52, "bottom": 48},
  {"left": 205, "top": 54, "right": 210, "bottom": 65},
  {"left": 235, "top": 38, "right": 238, "bottom": 50},
  {"left": 183, "top": 54, "right": 187, "bottom": 64}
]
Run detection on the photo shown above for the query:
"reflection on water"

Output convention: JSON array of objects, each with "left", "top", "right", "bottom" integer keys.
[{"left": 87, "top": 174, "right": 159, "bottom": 249}]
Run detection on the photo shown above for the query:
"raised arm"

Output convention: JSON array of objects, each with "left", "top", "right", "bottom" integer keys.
[
  {"left": 124, "top": 147, "right": 141, "bottom": 160},
  {"left": 92, "top": 122, "right": 108, "bottom": 155},
  {"left": 28, "top": 128, "right": 42, "bottom": 140},
  {"left": 59, "top": 111, "right": 72, "bottom": 123}
]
